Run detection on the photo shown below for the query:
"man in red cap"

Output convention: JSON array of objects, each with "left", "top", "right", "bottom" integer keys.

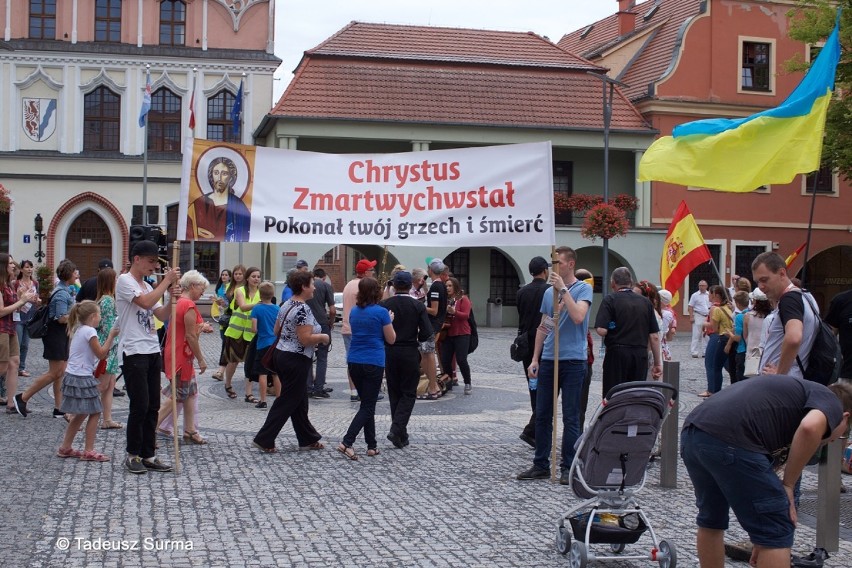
[{"left": 342, "top": 259, "right": 376, "bottom": 401}]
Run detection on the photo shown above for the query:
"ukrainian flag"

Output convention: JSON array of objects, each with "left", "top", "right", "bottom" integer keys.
[{"left": 638, "top": 16, "right": 841, "bottom": 193}]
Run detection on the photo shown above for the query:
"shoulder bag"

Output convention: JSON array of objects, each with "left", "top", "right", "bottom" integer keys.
[{"left": 261, "top": 304, "right": 295, "bottom": 370}]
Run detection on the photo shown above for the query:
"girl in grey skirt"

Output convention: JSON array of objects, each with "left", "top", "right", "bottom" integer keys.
[{"left": 56, "top": 301, "right": 119, "bottom": 462}]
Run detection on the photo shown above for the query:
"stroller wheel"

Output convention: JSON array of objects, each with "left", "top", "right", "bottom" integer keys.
[
  {"left": 610, "top": 543, "right": 626, "bottom": 554},
  {"left": 657, "top": 539, "right": 677, "bottom": 568},
  {"left": 556, "top": 524, "right": 571, "bottom": 555},
  {"left": 570, "top": 541, "right": 588, "bottom": 568}
]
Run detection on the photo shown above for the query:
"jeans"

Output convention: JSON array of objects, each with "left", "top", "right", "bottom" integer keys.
[
  {"left": 309, "top": 323, "right": 330, "bottom": 391},
  {"left": 521, "top": 354, "right": 537, "bottom": 440},
  {"left": 123, "top": 352, "right": 162, "bottom": 459},
  {"left": 385, "top": 345, "right": 420, "bottom": 443},
  {"left": 533, "top": 359, "right": 586, "bottom": 472},
  {"left": 16, "top": 322, "right": 30, "bottom": 371},
  {"left": 704, "top": 334, "right": 727, "bottom": 393},
  {"left": 343, "top": 362, "right": 383, "bottom": 449}
]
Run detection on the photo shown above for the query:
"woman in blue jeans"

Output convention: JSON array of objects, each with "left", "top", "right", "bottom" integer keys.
[
  {"left": 15, "top": 260, "right": 39, "bottom": 378},
  {"left": 337, "top": 277, "right": 395, "bottom": 460},
  {"left": 699, "top": 285, "right": 733, "bottom": 397}
]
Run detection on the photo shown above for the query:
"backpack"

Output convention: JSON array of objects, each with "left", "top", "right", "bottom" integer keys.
[
  {"left": 795, "top": 291, "right": 841, "bottom": 385},
  {"left": 468, "top": 306, "right": 479, "bottom": 354},
  {"left": 26, "top": 289, "right": 60, "bottom": 339}
]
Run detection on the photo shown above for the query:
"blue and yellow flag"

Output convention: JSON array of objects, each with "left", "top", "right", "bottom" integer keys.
[{"left": 638, "top": 16, "right": 841, "bottom": 192}]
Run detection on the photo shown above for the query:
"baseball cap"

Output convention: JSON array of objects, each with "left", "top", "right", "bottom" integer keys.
[
  {"left": 295, "top": 259, "right": 309, "bottom": 269},
  {"left": 750, "top": 289, "right": 768, "bottom": 301},
  {"left": 355, "top": 259, "right": 377, "bottom": 274},
  {"left": 428, "top": 258, "right": 446, "bottom": 274},
  {"left": 98, "top": 258, "right": 114, "bottom": 270},
  {"left": 658, "top": 289, "right": 673, "bottom": 305},
  {"left": 392, "top": 271, "right": 412, "bottom": 287},
  {"left": 528, "top": 256, "right": 549, "bottom": 276},
  {"left": 130, "top": 240, "right": 159, "bottom": 258}
]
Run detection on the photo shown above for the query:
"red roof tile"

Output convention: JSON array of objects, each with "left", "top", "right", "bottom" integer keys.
[
  {"left": 307, "top": 21, "right": 604, "bottom": 71},
  {"left": 559, "top": 0, "right": 704, "bottom": 101},
  {"left": 272, "top": 22, "right": 651, "bottom": 132}
]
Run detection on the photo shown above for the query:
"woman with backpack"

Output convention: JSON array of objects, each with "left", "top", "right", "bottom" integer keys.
[{"left": 441, "top": 277, "right": 474, "bottom": 395}]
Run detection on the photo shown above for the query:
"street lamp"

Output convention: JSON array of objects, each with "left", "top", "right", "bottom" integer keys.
[{"left": 34, "top": 213, "right": 45, "bottom": 263}]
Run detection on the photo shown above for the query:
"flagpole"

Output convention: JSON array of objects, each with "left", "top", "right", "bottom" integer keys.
[
  {"left": 800, "top": 164, "right": 821, "bottom": 288},
  {"left": 189, "top": 67, "right": 197, "bottom": 272},
  {"left": 550, "top": 246, "right": 560, "bottom": 481},
  {"left": 170, "top": 240, "right": 181, "bottom": 475},
  {"left": 142, "top": 64, "right": 150, "bottom": 225}
]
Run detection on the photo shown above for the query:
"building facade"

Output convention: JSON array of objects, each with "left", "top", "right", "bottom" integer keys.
[{"left": 0, "top": 0, "right": 278, "bottom": 280}]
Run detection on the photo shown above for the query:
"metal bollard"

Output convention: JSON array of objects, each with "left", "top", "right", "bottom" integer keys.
[
  {"left": 815, "top": 436, "right": 843, "bottom": 552},
  {"left": 659, "top": 361, "right": 680, "bottom": 488}
]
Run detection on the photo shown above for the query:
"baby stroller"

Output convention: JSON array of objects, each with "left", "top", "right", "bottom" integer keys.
[{"left": 556, "top": 381, "right": 678, "bottom": 567}]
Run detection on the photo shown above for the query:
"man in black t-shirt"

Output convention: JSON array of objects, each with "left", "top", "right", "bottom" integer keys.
[
  {"left": 306, "top": 268, "right": 336, "bottom": 398},
  {"left": 594, "top": 267, "right": 661, "bottom": 396},
  {"left": 826, "top": 289, "right": 852, "bottom": 380},
  {"left": 421, "top": 258, "right": 448, "bottom": 399},
  {"left": 515, "top": 256, "right": 550, "bottom": 446},
  {"left": 682, "top": 376, "right": 850, "bottom": 568},
  {"left": 76, "top": 258, "right": 114, "bottom": 302}
]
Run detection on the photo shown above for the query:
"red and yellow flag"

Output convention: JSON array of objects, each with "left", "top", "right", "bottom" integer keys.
[
  {"left": 660, "top": 201, "right": 712, "bottom": 306},
  {"left": 785, "top": 241, "right": 807, "bottom": 267}
]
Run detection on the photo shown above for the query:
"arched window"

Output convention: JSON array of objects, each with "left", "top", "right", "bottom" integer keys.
[
  {"left": 160, "top": 1, "right": 186, "bottom": 46},
  {"left": 147, "top": 87, "right": 181, "bottom": 153},
  {"left": 29, "top": 0, "right": 57, "bottom": 39},
  {"left": 84, "top": 86, "right": 120, "bottom": 152},
  {"left": 95, "top": 0, "right": 122, "bottom": 42},
  {"left": 207, "top": 89, "right": 240, "bottom": 142}
]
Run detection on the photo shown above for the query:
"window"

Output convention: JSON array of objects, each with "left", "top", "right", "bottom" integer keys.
[
  {"left": 131, "top": 206, "right": 159, "bottom": 226},
  {"left": 444, "top": 248, "right": 470, "bottom": 295},
  {"left": 732, "top": 242, "right": 770, "bottom": 291},
  {"left": 804, "top": 165, "right": 836, "bottom": 195},
  {"left": 207, "top": 90, "right": 240, "bottom": 142},
  {"left": 147, "top": 88, "right": 181, "bottom": 153},
  {"left": 83, "top": 87, "right": 120, "bottom": 152},
  {"left": 29, "top": 0, "right": 56, "bottom": 39},
  {"left": 167, "top": 204, "right": 220, "bottom": 282},
  {"left": 95, "top": 0, "right": 121, "bottom": 42},
  {"left": 684, "top": 242, "right": 724, "bottom": 314},
  {"left": 553, "top": 161, "right": 573, "bottom": 225},
  {"left": 159, "top": 1, "right": 186, "bottom": 46},
  {"left": 741, "top": 40, "right": 771, "bottom": 92},
  {"left": 489, "top": 249, "right": 520, "bottom": 307}
]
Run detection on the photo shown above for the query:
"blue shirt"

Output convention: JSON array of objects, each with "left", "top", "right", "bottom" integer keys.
[
  {"left": 347, "top": 304, "right": 391, "bottom": 367},
  {"left": 734, "top": 309, "right": 749, "bottom": 354},
  {"left": 540, "top": 281, "right": 593, "bottom": 361},
  {"left": 251, "top": 303, "right": 280, "bottom": 350}
]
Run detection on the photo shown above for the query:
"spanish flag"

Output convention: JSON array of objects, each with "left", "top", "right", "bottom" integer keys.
[
  {"left": 785, "top": 241, "right": 807, "bottom": 267},
  {"left": 661, "top": 201, "right": 712, "bottom": 306},
  {"left": 638, "top": 16, "right": 841, "bottom": 192}
]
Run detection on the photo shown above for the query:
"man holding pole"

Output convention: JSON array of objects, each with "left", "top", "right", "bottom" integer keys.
[
  {"left": 116, "top": 240, "right": 181, "bottom": 474},
  {"left": 517, "top": 246, "right": 592, "bottom": 484}
]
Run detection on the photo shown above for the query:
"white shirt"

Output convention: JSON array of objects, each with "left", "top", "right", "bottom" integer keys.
[
  {"left": 688, "top": 290, "right": 711, "bottom": 317},
  {"left": 116, "top": 273, "right": 160, "bottom": 357},
  {"left": 66, "top": 325, "right": 99, "bottom": 376}
]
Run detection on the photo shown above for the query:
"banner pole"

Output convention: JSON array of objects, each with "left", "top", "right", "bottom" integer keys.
[
  {"left": 550, "top": 246, "right": 560, "bottom": 481},
  {"left": 170, "top": 240, "right": 181, "bottom": 475}
]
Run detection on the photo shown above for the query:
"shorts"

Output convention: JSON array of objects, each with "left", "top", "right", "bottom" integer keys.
[
  {"left": 252, "top": 345, "right": 275, "bottom": 377},
  {"left": 0, "top": 333, "right": 20, "bottom": 362},
  {"left": 419, "top": 334, "right": 436, "bottom": 354},
  {"left": 680, "top": 426, "right": 794, "bottom": 548}
]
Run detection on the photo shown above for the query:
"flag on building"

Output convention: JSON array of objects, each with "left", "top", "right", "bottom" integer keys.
[
  {"left": 660, "top": 201, "right": 712, "bottom": 306},
  {"left": 638, "top": 16, "right": 841, "bottom": 192},
  {"left": 785, "top": 241, "right": 807, "bottom": 267},
  {"left": 138, "top": 72, "right": 152, "bottom": 128},
  {"left": 188, "top": 75, "right": 196, "bottom": 131},
  {"left": 231, "top": 79, "right": 243, "bottom": 137}
]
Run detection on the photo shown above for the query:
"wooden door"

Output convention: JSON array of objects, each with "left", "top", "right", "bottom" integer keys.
[{"left": 64, "top": 211, "right": 111, "bottom": 280}]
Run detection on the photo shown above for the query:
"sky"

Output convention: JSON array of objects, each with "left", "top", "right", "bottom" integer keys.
[{"left": 272, "top": 0, "right": 627, "bottom": 99}]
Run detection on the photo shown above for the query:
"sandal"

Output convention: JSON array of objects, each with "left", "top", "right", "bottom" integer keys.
[
  {"left": 156, "top": 428, "right": 173, "bottom": 438},
  {"left": 697, "top": 391, "right": 712, "bottom": 398},
  {"left": 101, "top": 420, "right": 123, "bottom": 430},
  {"left": 224, "top": 386, "right": 237, "bottom": 399},
  {"left": 211, "top": 371, "right": 223, "bottom": 381},
  {"left": 366, "top": 448, "right": 380, "bottom": 457},
  {"left": 336, "top": 443, "right": 358, "bottom": 461},
  {"left": 252, "top": 441, "right": 276, "bottom": 454},
  {"left": 19, "top": 370, "right": 31, "bottom": 377},
  {"left": 244, "top": 395, "right": 258, "bottom": 403},
  {"left": 299, "top": 441, "right": 325, "bottom": 451},
  {"left": 183, "top": 431, "right": 208, "bottom": 445},
  {"left": 56, "top": 447, "right": 83, "bottom": 459},
  {"left": 79, "top": 450, "right": 110, "bottom": 462}
]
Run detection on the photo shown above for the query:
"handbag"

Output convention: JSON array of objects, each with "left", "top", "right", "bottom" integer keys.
[
  {"left": 94, "top": 358, "right": 108, "bottom": 378},
  {"left": 510, "top": 332, "right": 529, "bottom": 362},
  {"left": 261, "top": 305, "right": 295, "bottom": 370},
  {"left": 744, "top": 346, "right": 763, "bottom": 377},
  {"left": 26, "top": 289, "right": 61, "bottom": 339}
]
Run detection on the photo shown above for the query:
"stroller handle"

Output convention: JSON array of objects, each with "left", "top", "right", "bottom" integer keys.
[{"left": 604, "top": 380, "right": 678, "bottom": 401}]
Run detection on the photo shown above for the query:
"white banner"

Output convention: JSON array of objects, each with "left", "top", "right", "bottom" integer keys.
[{"left": 178, "top": 139, "right": 555, "bottom": 247}]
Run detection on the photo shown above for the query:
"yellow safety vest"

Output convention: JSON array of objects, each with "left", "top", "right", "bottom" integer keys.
[{"left": 224, "top": 287, "right": 260, "bottom": 341}]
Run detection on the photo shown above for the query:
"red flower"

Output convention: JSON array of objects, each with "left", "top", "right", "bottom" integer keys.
[{"left": 581, "top": 203, "right": 629, "bottom": 241}]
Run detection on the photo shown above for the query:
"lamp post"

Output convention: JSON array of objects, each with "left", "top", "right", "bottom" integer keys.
[{"left": 34, "top": 213, "right": 46, "bottom": 263}]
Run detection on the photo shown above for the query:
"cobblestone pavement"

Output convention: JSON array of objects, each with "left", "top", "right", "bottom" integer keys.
[{"left": 2, "top": 324, "right": 850, "bottom": 567}]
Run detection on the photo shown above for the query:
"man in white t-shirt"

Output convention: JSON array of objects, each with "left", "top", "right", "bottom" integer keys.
[
  {"left": 688, "top": 281, "right": 711, "bottom": 357},
  {"left": 116, "top": 240, "right": 180, "bottom": 474}
]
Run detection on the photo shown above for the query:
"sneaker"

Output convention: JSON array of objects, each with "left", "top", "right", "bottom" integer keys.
[
  {"left": 52, "top": 408, "right": 66, "bottom": 418},
  {"left": 519, "top": 433, "right": 535, "bottom": 448},
  {"left": 387, "top": 432, "right": 405, "bottom": 449},
  {"left": 311, "top": 390, "right": 330, "bottom": 399},
  {"left": 322, "top": 386, "right": 334, "bottom": 393},
  {"left": 464, "top": 384, "right": 472, "bottom": 395},
  {"left": 112, "top": 388, "right": 125, "bottom": 397},
  {"left": 124, "top": 456, "right": 147, "bottom": 475},
  {"left": 350, "top": 394, "right": 360, "bottom": 402},
  {"left": 517, "top": 467, "right": 550, "bottom": 480},
  {"left": 255, "top": 401, "right": 268, "bottom": 409},
  {"left": 142, "top": 458, "right": 173, "bottom": 473},
  {"left": 559, "top": 469, "right": 572, "bottom": 485},
  {"left": 13, "top": 393, "right": 28, "bottom": 417}
]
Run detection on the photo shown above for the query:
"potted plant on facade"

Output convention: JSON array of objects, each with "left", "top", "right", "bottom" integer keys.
[
  {"left": 36, "top": 264, "right": 54, "bottom": 304},
  {"left": 0, "top": 183, "right": 12, "bottom": 214},
  {"left": 581, "top": 202, "right": 630, "bottom": 241}
]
